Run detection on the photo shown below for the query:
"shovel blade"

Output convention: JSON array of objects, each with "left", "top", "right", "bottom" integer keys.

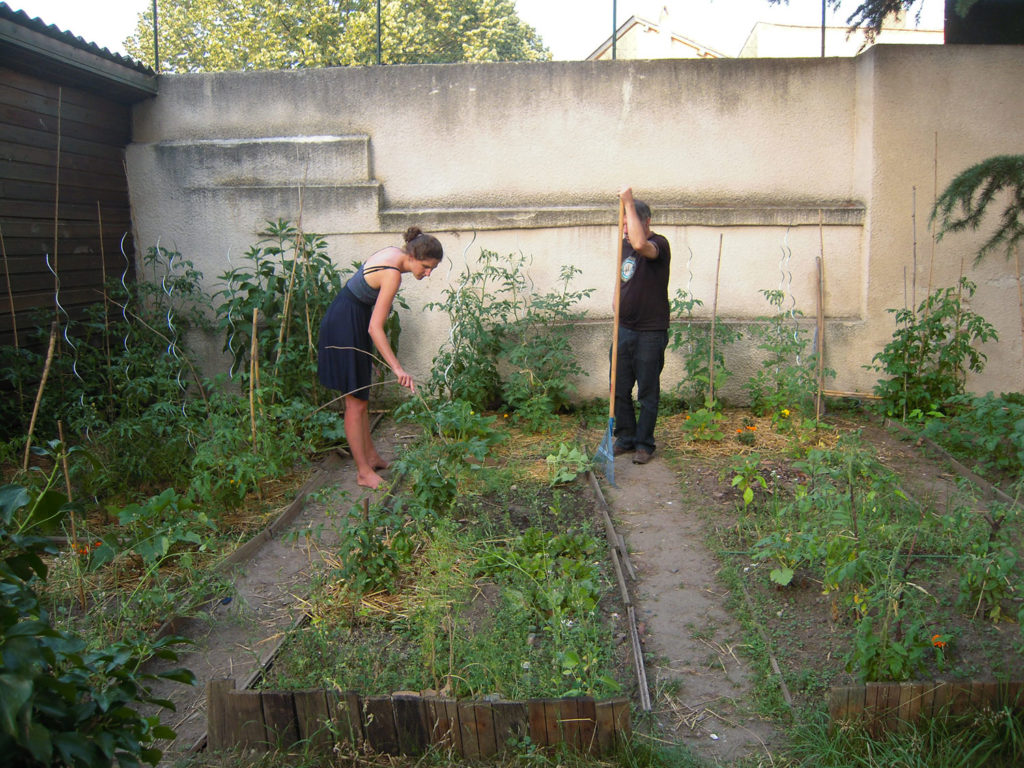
[{"left": 595, "top": 419, "right": 616, "bottom": 486}]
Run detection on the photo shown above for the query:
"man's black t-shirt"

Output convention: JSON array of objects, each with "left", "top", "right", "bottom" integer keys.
[{"left": 619, "top": 232, "right": 671, "bottom": 331}]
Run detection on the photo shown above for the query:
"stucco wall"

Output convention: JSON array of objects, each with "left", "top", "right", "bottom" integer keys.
[{"left": 126, "top": 46, "right": 1024, "bottom": 404}]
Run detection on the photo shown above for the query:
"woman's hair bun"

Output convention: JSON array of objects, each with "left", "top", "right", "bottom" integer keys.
[{"left": 403, "top": 226, "right": 424, "bottom": 244}]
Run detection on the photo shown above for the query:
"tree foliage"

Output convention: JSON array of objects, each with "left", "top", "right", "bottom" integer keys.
[
  {"left": 933, "top": 154, "right": 1024, "bottom": 262},
  {"left": 125, "top": 0, "right": 549, "bottom": 72}
]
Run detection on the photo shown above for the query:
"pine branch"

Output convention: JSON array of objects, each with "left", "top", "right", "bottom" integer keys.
[{"left": 932, "top": 154, "right": 1024, "bottom": 263}]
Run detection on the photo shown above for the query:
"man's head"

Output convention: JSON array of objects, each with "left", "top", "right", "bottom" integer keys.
[{"left": 624, "top": 199, "right": 652, "bottom": 240}]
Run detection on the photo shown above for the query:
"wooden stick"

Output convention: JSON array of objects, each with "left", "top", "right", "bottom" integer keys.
[
  {"left": 928, "top": 131, "right": 937, "bottom": 296},
  {"left": 707, "top": 234, "right": 723, "bottom": 407},
  {"left": 815, "top": 213, "right": 826, "bottom": 420},
  {"left": 97, "top": 202, "right": 113, "bottom": 396},
  {"left": 0, "top": 222, "right": 19, "bottom": 349},
  {"left": 52, "top": 87, "right": 62, "bottom": 292},
  {"left": 250, "top": 308, "right": 259, "bottom": 452},
  {"left": 1016, "top": 248, "right": 1024, "bottom": 369},
  {"left": 0, "top": 223, "right": 23, "bottom": 411},
  {"left": 822, "top": 389, "right": 882, "bottom": 400},
  {"left": 23, "top": 321, "right": 58, "bottom": 471},
  {"left": 609, "top": 200, "right": 624, "bottom": 423}
]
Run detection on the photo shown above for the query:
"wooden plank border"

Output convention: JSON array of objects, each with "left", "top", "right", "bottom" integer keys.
[
  {"left": 206, "top": 685, "right": 632, "bottom": 758},
  {"left": 829, "top": 681, "right": 1024, "bottom": 736}
]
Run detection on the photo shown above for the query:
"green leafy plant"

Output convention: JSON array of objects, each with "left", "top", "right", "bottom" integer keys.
[
  {"left": 923, "top": 392, "right": 1024, "bottom": 480},
  {"left": 393, "top": 398, "right": 507, "bottom": 512},
  {"left": 729, "top": 453, "right": 768, "bottom": 509},
  {"left": 745, "top": 289, "right": 829, "bottom": 418},
  {"left": 0, "top": 484, "right": 195, "bottom": 768},
  {"left": 545, "top": 443, "right": 591, "bottom": 486},
  {"left": 680, "top": 407, "right": 724, "bottom": 441},
  {"left": 669, "top": 288, "right": 741, "bottom": 409},
  {"left": 950, "top": 503, "right": 1022, "bottom": 623},
  {"left": 215, "top": 219, "right": 343, "bottom": 402},
  {"left": 426, "top": 250, "right": 594, "bottom": 429},
  {"left": 868, "top": 277, "right": 998, "bottom": 419}
]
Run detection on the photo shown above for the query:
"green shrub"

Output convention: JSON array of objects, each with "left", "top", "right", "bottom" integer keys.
[
  {"left": 868, "top": 277, "right": 998, "bottom": 419},
  {"left": 0, "top": 484, "right": 194, "bottom": 768}
]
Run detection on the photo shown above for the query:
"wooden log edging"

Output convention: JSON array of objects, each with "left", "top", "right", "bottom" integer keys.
[
  {"left": 206, "top": 679, "right": 631, "bottom": 757},
  {"left": 829, "top": 680, "right": 1024, "bottom": 736}
]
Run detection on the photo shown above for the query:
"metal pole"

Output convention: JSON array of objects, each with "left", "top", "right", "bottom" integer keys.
[
  {"left": 821, "top": 0, "right": 826, "bottom": 57},
  {"left": 376, "top": 0, "right": 382, "bottom": 65},
  {"left": 612, "top": 0, "right": 617, "bottom": 59},
  {"left": 152, "top": 0, "right": 160, "bottom": 72}
]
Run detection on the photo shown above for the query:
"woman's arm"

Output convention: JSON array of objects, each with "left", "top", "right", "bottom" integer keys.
[{"left": 367, "top": 270, "right": 415, "bottom": 391}]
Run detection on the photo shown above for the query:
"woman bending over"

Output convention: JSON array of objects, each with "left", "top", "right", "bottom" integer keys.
[{"left": 318, "top": 226, "right": 443, "bottom": 489}]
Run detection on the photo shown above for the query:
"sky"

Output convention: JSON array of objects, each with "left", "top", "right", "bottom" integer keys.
[{"left": 9, "top": 0, "right": 945, "bottom": 60}]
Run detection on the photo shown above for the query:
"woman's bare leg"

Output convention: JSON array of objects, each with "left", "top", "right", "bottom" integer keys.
[
  {"left": 363, "top": 414, "right": 389, "bottom": 470},
  {"left": 345, "top": 395, "right": 383, "bottom": 489}
]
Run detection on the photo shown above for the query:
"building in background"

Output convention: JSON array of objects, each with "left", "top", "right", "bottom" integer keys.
[
  {"left": 738, "top": 15, "right": 942, "bottom": 58},
  {"left": 588, "top": 6, "right": 942, "bottom": 60},
  {"left": 587, "top": 9, "right": 725, "bottom": 60}
]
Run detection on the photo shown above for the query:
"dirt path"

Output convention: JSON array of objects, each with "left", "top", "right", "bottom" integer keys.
[{"left": 600, "top": 451, "right": 781, "bottom": 765}]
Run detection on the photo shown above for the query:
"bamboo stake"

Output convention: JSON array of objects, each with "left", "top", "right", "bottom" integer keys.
[
  {"left": 23, "top": 321, "right": 58, "bottom": 471},
  {"left": 707, "top": 235, "right": 723, "bottom": 408},
  {"left": 250, "top": 307, "right": 259, "bottom": 452},
  {"left": 58, "top": 420, "right": 88, "bottom": 609},
  {"left": 0, "top": 223, "right": 19, "bottom": 349},
  {"left": 816, "top": 211, "right": 826, "bottom": 420},
  {"left": 911, "top": 186, "right": 918, "bottom": 312},
  {"left": 57, "top": 420, "right": 77, "bottom": 540},
  {"left": 1016, "top": 248, "right": 1024, "bottom": 370},
  {"left": 815, "top": 254, "right": 825, "bottom": 420},
  {"left": 0, "top": 223, "right": 23, "bottom": 411},
  {"left": 52, "top": 87, "right": 62, "bottom": 297},
  {"left": 928, "top": 132, "right": 938, "bottom": 296},
  {"left": 97, "top": 202, "right": 113, "bottom": 396}
]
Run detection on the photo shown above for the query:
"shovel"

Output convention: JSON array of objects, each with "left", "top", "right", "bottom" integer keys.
[{"left": 595, "top": 198, "right": 625, "bottom": 485}]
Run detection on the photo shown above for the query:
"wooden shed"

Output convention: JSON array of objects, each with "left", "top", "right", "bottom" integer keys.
[{"left": 0, "top": 2, "right": 156, "bottom": 350}]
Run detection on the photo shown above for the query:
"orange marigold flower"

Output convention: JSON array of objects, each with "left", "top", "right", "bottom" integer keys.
[
  {"left": 932, "top": 634, "right": 946, "bottom": 648},
  {"left": 746, "top": 425, "right": 757, "bottom": 431}
]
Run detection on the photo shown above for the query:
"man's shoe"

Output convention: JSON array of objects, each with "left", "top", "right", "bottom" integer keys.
[
  {"left": 633, "top": 449, "right": 653, "bottom": 465},
  {"left": 613, "top": 444, "right": 634, "bottom": 457}
]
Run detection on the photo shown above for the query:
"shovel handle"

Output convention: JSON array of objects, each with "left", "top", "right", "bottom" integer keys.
[{"left": 609, "top": 198, "right": 624, "bottom": 420}]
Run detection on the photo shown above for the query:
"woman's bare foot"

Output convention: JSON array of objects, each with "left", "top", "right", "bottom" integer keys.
[
  {"left": 356, "top": 470, "right": 384, "bottom": 489},
  {"left": 371, "top": 456, "right": 390, "bottom": 471}
]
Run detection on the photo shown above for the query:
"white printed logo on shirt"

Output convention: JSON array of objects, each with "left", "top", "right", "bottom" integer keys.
[{"left": 621, "top": 255, "right": 637, "bottom": 282}]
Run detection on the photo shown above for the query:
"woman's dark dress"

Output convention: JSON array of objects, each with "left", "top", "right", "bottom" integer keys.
[{"left": 318, "top": 264, "right": 400, "bottom": 400}]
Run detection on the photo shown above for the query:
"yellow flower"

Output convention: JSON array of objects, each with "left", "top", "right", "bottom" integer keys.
[{"left": 781, "top": 409, "right": 791, "bottom": 418}]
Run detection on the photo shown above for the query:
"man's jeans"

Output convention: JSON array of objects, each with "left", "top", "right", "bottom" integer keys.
[{"left": 612, "top": 327, "right": 668, "bottom": 454}]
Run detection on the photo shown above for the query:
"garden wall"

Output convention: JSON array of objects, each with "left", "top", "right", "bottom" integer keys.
[{"left": 125, "top": 46, "right": 1024, "bottom": 402}]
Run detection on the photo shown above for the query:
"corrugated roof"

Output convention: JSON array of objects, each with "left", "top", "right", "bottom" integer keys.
[{"left": 0, "top": 1, "right": 153, "bottom": 75}]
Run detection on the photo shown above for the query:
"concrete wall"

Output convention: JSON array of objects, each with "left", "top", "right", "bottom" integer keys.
[{"left": 126, "top": 46, "right": 1024, "bottom": 404}]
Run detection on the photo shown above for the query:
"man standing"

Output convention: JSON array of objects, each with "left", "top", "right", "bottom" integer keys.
[{"left": 613, "top": 186, "right": 671, "bottom": 465}]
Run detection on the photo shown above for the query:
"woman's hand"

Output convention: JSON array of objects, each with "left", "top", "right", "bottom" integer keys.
[{"left": 394, "top": 366, "right": 415, "bottom": 392}]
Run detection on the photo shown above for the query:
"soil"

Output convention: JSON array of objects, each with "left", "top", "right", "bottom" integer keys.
[{"left": 145, "top": 407, "right": 1020, "bottom": 767}]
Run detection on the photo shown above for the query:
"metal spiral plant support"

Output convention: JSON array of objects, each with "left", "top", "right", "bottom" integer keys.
[
  {"left": 119, "top": 234, "right": 133, "bottom": 378},
  {"left": 777, "top": 228, "right": 802, "bottom": 366},
  {"left": 684, "top": 244, "right": 695, "bottom": 356},
  {"left": 224, "top": 249, "right": 242, "bottom": 380},
  {"left": 46, "top": 253, "right": 84, "bottom": 386},
  {"left": 160, "top": 249, "right": 189, "bottom": 417}
]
